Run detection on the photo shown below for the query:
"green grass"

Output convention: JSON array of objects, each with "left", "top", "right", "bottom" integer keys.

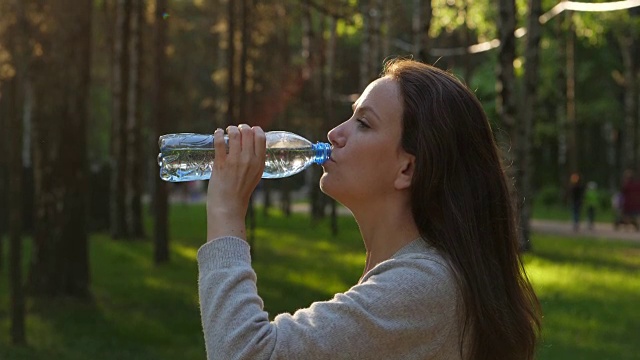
[
  {"left": 0, "top": 205, "right": 364, "bottom": 360},
  {"left": 1, "top": 204, "right": 639, "bottom": 359},
  {"left": 525, "top": 236, "right": 640, "bottom": 360}
]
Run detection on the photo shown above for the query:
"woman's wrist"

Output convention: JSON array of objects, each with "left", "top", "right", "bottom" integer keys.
[{"left": 206, "top": 208, "right": 248, "bottom": 241}]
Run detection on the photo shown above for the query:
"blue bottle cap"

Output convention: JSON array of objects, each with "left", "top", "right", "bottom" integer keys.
[{"left": 312, "top": 142, "right": 331, "bottom": 165}]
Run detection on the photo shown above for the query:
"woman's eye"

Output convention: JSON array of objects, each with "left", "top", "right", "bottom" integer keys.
[{"left": 356, "top": 118, "right": 370, "bottom": 129}]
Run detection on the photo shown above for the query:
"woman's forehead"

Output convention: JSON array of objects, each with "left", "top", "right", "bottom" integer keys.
[{"left": 356, "top": 77, "right": 400, "bottom": 107}]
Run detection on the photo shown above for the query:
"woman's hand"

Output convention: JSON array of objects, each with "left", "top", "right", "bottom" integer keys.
[{"left": 206, "top": 124, "right": 266, "bottom": 241}]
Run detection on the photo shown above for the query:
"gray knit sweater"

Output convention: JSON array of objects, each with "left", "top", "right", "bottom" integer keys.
[{"left": 197, "top": 237, "right": 466, "bottom": 360}]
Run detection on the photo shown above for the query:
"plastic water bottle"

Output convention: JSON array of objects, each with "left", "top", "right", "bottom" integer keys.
[{"left": 157, "top": 131, "right": 331, "bottom": 182}]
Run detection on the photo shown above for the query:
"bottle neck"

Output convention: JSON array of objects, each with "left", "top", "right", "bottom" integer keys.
[{"left": 312, "top": 142, "right": 331, "bottom": 165}]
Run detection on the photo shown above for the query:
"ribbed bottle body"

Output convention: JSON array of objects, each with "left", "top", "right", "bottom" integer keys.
[{"left": 157, "top": 131, "right": 330, "bottom": 182}]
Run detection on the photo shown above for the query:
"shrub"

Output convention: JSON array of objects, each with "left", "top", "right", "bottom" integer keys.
[{"left": 537, "top": 185, "right": 563, "bottom": 207}]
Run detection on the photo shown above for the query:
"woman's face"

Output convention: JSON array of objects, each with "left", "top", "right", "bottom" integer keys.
[{"left": 320, "top": 76, "right": 413, "bottom": 207}]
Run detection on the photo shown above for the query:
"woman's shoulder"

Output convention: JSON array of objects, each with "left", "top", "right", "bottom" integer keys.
[
  {"left": 361, "top": 239, "right": 457, "bottom": 294},
  {"left": 391, "top": 238, "right": 451, "bottom": 272}
]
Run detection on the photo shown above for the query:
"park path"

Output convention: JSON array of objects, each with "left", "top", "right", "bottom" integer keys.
[
  {"left": 530, "top": 219, "right": 640, "bottom": 242},
  {"left": 291, "top": 203, "right": 640, "bottom": 243}
]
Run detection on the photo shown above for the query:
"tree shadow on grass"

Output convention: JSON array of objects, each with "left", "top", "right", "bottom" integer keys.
[
  {"left": 536, "top": 293, "right": 640, "bottom": 360},
  {"left": 1, "top": 232, "right": 206, "bottom": 360},
  {"left": 531, "top": 237, "right": 640, "bottom": 274},
  {"left": 1, "top": 288, "right": 203, "bottom": 360}
]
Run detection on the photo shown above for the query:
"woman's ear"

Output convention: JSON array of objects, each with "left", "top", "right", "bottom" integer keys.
[{"left": 394, "top": 154, "right": 415, "bottom": 190}]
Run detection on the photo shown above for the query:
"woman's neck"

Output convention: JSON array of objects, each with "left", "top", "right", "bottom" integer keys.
[{"left": 353, "top": 199, "right": 420, "bottom": 278}]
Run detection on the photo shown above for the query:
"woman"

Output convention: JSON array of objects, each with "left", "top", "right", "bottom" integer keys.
[{"left": 200, "top": 59, "right": 541, "bottom": 359}]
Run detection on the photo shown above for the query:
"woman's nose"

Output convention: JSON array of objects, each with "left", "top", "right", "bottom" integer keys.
[{"left": 327, "top": 122, "right": 345, "bottom": 147}]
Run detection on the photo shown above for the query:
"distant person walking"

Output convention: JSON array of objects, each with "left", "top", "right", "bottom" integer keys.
[
  {"left": 612, "top": 190, "right": 624, "bottom": 230},
  {"left": 569, "top": 173, "right": 585, "bottom": 231},
  {"left": 621, "top": 169, "right": 640, "bottom": 231},
  {"left": 583, "top": 182, "right": 599, "bottom": 230}
]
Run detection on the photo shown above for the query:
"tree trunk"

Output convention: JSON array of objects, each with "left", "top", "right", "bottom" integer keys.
[
  {"left": 423, "top": 0, "right": 433, "bottom": 61},
  {"left": 497, "top": 0, "right": 517, "bottom": 134},
  {"left": 0, "top": 91, "right": 5, "bottom": 273},
  {"left": 369, "top": 0, "right": 381, "bottom": 74},
  {"left": 8, "top": 73, "right": 26, "bottom": 346},
  {"left": 240, "top": 0, "right": 256, "bottom": 251},
  {"left": 126, "top": 0, "right": 145, "bottom": 239},
  {"left": 619, "top": 34, "right": 637, "bottom": 171},
  {"left": 226, "top": 0, "right": 237, "bottom": 126},
  {"left": 410, "top": 0, "right": 432, "bottom": 62},
  {"left": 239, "top": 0, "right": 251, "bottom": 123},
  {"left": 0, "top": 77, "right": 6, "bottom": 273},
  {"left": 605, "top": 121, "right": 618, "bottom": 191},
  {"left": 8, "top": 0, "right": 28, "bottom": 341},
  {"left": 382, "top": 1, "right": 390, "bottom": 59},
  {"left": 111, "top": 0, "right": 131, "bottom": 239},
  {"left": 28, "top": 0, "right": 92, "bottom": 299},
  {"left": 462, "top": 2, "right": 472, "bottom": 80},
  {"left": 278, "top": 1, "right": 292, "bottom": 217},
  {"left": 566, "top": 11, "right": 578, "bottom": 174},
  {"left": 359, "top": 0, "right": 371, "bottom": 91},
  {"left": 519, "top": 0, "right": 543, "bottom": 251},
  {"left": 153, "top": 0, "right": 170, "bottom": 265},
  {"left": 262, "top": 180, "right": 272, "bottom": 218},
  {"left": 555, "top": 11, "right": 568, "bottom": 186},
  {"left": 8, "top": 75, "right": 27, "bottom": 345},
  {"left": 497, "top": 0, "right": 520, "bottom": 243},
  {"left": 412, "top": 0, "right": 421, "bottom": 58},
  {"left": 301, "top": 0, "right": 315, "bottom": 84}
]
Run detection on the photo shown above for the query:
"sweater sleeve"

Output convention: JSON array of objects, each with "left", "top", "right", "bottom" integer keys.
[{"left": 198, "top": 237, "right": 462, "bottom": 360}]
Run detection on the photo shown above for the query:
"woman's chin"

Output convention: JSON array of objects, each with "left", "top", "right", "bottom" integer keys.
[
  {"left": 319, "top": 174, "right": 338, "bottom": 198},
  {"left": 319, "top": 174, "right": 330, "bottom": 194}
]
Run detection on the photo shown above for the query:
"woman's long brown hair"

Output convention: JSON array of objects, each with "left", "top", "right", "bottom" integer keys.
[{"left": 384, "top": 59, "right": 541, "bottom": 360}]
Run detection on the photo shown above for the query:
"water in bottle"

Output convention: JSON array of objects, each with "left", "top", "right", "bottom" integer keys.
[{"left": 157, "top": 131, "right": 331, "bottom": 182}]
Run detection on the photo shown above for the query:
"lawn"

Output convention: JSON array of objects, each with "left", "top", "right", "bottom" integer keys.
[
  {"left": 1, "top": 203, "right": 639, "bottom": 359},
  {"left": 532, "top": 203, "right": 616, "bottom": 223},
  {"left": 525, "top": 236, "right": 640, "bottom": 359}
]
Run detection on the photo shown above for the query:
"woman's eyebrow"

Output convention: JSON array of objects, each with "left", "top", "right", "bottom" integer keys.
[{"left": 353, "top": 104, "right": 381, "bottom": 122}]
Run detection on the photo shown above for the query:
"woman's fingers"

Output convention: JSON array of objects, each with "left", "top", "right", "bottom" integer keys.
[
  {"left": 213, "top": 128, "right": 226, "bottom": 167},
  {"left": 238, "top": 124, "right": 253, "bottom": 156},
  {"left": 226, "top": 126, "right": 240, "bottom": 156},
  {"left": 253, "top": 126, "right": 266, "bottom": 158},
  {"left": 212, "top": 125, "right": 264, "bottom": 178}
]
